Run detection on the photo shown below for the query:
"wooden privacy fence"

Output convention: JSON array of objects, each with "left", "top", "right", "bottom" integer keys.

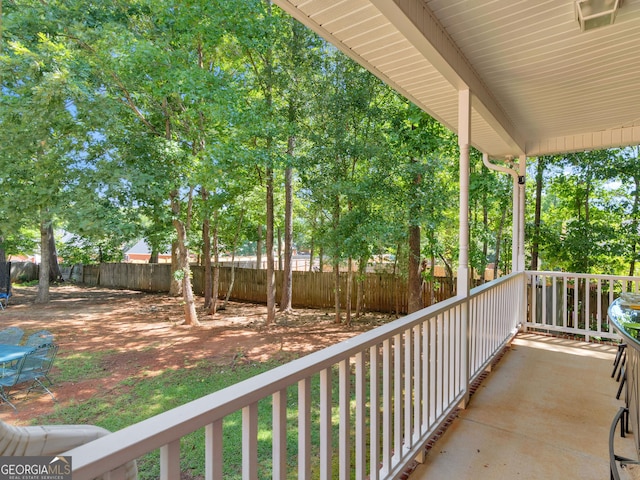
[{"left": 79, "top": 263, "right": 456, "bottom": 314}]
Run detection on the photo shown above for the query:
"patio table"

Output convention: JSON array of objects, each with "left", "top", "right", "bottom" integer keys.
[
  {"left": 0, "top": 344, "right": 35, "bottom": 365},
  {"left": 610, "top": 297, "right": 640, "bottom": 462}
]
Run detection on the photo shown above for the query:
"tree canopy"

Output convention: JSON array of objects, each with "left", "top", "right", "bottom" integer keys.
[{"left": 1, "top": 0, "right": 638, "bottom": 317}]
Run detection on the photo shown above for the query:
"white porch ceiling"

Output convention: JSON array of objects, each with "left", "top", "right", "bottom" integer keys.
[{"left": 273, "top": 0, "right": 640, "bottom": 158}]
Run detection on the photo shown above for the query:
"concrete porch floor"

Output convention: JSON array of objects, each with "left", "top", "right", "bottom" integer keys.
[{"left": 410, "top": 332, "right": 637, "bottom": 479}]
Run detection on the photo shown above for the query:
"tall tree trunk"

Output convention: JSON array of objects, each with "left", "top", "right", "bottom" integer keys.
[
  {"left": 202, "top": 190, "right": 212, "bottom": 311},
  {"left": 171, "top": 190, "right": 199, "bottom": 326},
  {"left": 394, "top": 243, "right": 401, "bottom": 316},
  {"left": 35, "top": 219, "right": 50, "bottom": 304},
  {"left": 407, "top": 157, "right": 423, "bottom": 313},
  {"left": 210, "top": 209, "right": 220, "bottom": 315},
  {"left": 333, "top": 260, "right": 341, "bottom": 323},
  {"left": 223, "top": 209, "right": 244, "bottom": 309},
  {"left": 439, "top": 253, "right": 454, "bottom": 297},
  {"left": 280, "top": 161, "right": 293, "bottom": 312},
  {"left": 309, "top": 236, "right": 315, "bottom": 272},
  {"left": 224, "top": 259, "right": 236, "bottom": 309},
  {"left": 531, "top": 157, "right": 544, "bottom": 270},
  {"left": 494, "top": 205, "right": 507, "bottom": 280},
  {"left": 356, "top": 256, "right": 366, "bottom": 318},
  {"left": 333, "top": 195, "right": 341, "bottom": 323},
  {"left": 46, "top": 223, "right": 63, "bottom": 283},
  {"left": 345, "top": 257, "right": 353, "bottom": 325},
  {"left": 583, "top": 179, "right": 591, "bottom": 273},
  {"left": 169, "top": 241, "right": 182, "bottom": 296},
  {"left": 481, "top": 200, "right": 488, "bottom": 284},
  {"left": 277, "top": 227, "right": 282, "bottom": 271},
  {"left": 430, "top": 252, "right": 436, "bottom": 305},
  {"left": 408, "top": 223, "right": 422, "bottom": 313},
  {"left": 629, "top": 176, "right": 639, "bottom": 276},
  {"left": 256, "top": 225, "right": 263, "bottom": 269},
  {"left": 266, "top": 167, "right": 276, "bottom": 323},
  {"left": 149, "top": 251, "right": 159, "bottom": 264}
]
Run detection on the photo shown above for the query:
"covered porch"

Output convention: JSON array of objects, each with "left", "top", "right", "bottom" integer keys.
[
  {"left": 412, "top": 332, "right": 633, "bottom": 479},
  {"left": 63, "top": 1, "right": 640, "bottom": 478}
]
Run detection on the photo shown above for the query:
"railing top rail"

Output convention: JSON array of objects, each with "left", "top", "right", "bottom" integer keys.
[
  {"left": 525, "top": 271, "right": 640, "bottom": 282},
  {"left": 469, "top": 271, "right": 524, "bottom": 298}
]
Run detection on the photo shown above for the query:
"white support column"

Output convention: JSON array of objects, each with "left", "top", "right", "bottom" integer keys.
[
  {"left": 458, "top": 89, "right": 471, "bottom": 408},
  {"left": 511, "top": 164, "right": 519, "bottom": 273},
  {"left": 458, "top": 89, "right": 471, "bottom": 297},
  {"left": 517, "top": 155, "right": 527, "bottom": 272}
]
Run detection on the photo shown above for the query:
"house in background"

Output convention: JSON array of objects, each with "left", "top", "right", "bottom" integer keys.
[
  {"left": 123, "top": 239, "right": 171, "bottom": 264},
  {"left": 7, "top": 254, "right": 39, "bottom": 264}
]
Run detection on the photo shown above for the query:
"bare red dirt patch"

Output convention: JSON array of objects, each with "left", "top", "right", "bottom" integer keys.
[{"left": 0, "top": 284, "right": 393, "bottom": 424}]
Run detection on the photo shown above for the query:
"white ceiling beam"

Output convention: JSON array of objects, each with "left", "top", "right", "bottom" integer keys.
[{"left": 528, "top": 125, "right": 640, "bottom": 156}]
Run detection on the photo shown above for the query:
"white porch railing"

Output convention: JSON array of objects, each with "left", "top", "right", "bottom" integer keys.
[
  {"left": 65, "top": 272, "right": 524, "bottom": 479},
  {"left": 525, "top": 271, "right": 640, "bottom": 342}
]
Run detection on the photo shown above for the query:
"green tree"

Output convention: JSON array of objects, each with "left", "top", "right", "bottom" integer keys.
[
  {"left": 387, "top": 101, "right": 456, "bottom": 312},
  {"left": 67, "top": 0, "right": 253, "bottom": 325},
  {"left": 0, "top": 4, "right": 88, "bottom": 301},
  {"left": 612, "top": 146, "right": 640, "bottom": 276},
  {"left": 534, "top": 150, "right": 621, "bottom": 273}
]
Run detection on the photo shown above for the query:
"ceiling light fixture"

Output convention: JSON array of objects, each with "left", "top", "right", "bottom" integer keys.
[{"left": 575, "top": 0, "right": 621, "bottom": 31}]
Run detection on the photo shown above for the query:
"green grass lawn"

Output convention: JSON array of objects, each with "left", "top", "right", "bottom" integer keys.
[{"left": 38, "top": 353, "right": 354, "bottom": 479}]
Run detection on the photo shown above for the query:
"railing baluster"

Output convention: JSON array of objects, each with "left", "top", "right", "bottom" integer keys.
[
  {"left": 468, "top": 297, "right": 476, "bottom": 375},
  {"left": 298, "top": 377, "right": 312, "bottom": 479},
  {"left": 530, "top": 273, "right": 537, "bottom": 326},
  {"left": 404, "top": 328, "right": 412, "bottom": 450},
  {"left": 441, "top": 310, "right": 452, "bottom": 405},
  {"left": 339, "top": 359, "right": 351, "bottom": 480},
  {"left": 457, "top": 302, "right": 464, "bottom": 398},
  {"left": 413, "top": 324, "right": 421, "bottom": 443},
  {"left": 205, "top": 419, "right": 223, "bottom": 480},
  {"left": 597, "top": 279, "right": 603, "bottom": 333},
  {"left": 369, "top": 345, "right": 380, "bottom": 480},
  {"left": 437, "top": 314, "right": 444, "bottom": 416},
  {"left": 393, "top": 333, "right": 402, "bottom": 465},
  {"left": 430, "top": 316, "right": 438, "bottom": 422},
  {"left": 272, "top": 389, "right": 287, "bottom": 480},
  {"left": 552, "top": 276, "right": 557, "bottom": 327},
  {"left": 160, "top": 440, "right": 180, "bottom": 480},
  {"left": 242, "top": 403, "right": 258, "bottom": 480},
  {"left": 576, "top": 275, "right": 581, "bottom": 330},
  {"left": 382, "top": 338, "right": 392, "bottom": 475},
  {"left": 562, "top": 275, "right": 568, "bottom": 328},
  {"left": 320, "top": 368, "right": 333, "bottom": 480},
  {"left": 587, "top": 277, "right": 592, "bottom": 331},
  {"left": 355, "top": 352, "right": 366, "bottom": 480},
  {"left": 447, "top": 309, "right": 460, "bottom": 403},
  {"left": 541, "top": 274, "right": 548, "bottom": 325},
  {"left": 422, "top": 321, "right": 430, "bottom": 433}
]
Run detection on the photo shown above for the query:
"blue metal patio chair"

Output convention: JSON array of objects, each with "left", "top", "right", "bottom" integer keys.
[
  {"left": 24, "top": 330, "right": 54, "bottom": 348},
  {"left": 0, "top": 262, "right": 11, "bottom": 310},
  {"left": 0, "top": 327, "right": 24, "bottom": 345},
  {"left": 22, "top": 342, "right": 58, "bottom": 395},
  {"left": 0, "top": 344, "right": 58, "bottom": 410}
]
